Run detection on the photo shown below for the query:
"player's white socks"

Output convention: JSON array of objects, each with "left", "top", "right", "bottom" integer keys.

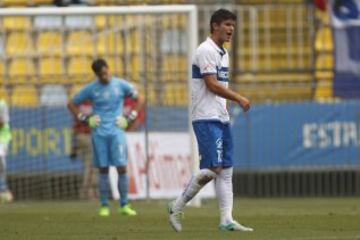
[
  {"left": 215, "top": 167, "right": 234, "bottom": 225},
  {"left": 173, "top": 169, "right": 216, "bottom": 212}
]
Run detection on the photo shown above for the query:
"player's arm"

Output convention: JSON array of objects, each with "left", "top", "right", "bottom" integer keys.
[
  {"left": 204, "top": 75, "right": 250, "bottom": 112},
  {"left": 117, "top": 82, "right": 144, "bottom": 130},
  {"left": 132, "top": 91, "right": 145, "bottom": 113},
  {"left": 67, "top": 100, "right": 81, "bottom": 118}
]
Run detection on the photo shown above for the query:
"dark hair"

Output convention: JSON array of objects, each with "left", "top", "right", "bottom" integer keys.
[
  {"left": 91, "top": 58, "right": 108, "bottom": 74},
  {"left": 210, "top": 8, "right": 237, "bottom": 33}
]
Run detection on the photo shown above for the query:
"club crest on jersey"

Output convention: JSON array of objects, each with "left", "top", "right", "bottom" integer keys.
[
  {"left": 217, "top": 67, "right": 229, "bottom": 82},
  {"left": 216, "top": 138, "right": 223, "bottom": 149},
  {"left": 103, "top": 91, "right": 110, "bottom": 99}
]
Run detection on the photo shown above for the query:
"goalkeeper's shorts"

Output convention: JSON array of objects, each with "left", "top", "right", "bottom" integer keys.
[
  {"left": 192, "top": 120, "right": 234, "bottom": 169},
  {"left": 91, "top": 133, "right": 128, "bottom": 168}
]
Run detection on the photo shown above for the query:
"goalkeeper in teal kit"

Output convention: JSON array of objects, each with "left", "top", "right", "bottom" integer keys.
[{"left": 68, "top": 59, "right": 143, "bottom": 217}]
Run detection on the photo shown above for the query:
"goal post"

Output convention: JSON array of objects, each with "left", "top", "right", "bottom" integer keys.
[{"left": 0, "top": 5, "right": 213, "bottom": 203}]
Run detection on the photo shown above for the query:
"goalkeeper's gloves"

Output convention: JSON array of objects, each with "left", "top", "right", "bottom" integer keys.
[
  {"left": 116, "top": 110, "right": 138, "bottom": 130},
  {"left": 77, "top": 113, "right": 101, "bottom": 128}
]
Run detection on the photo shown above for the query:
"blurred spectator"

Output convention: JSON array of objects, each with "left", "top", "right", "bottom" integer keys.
[
  {"left": 0, "top": 99, "right": 12, "bottom": 204},
  {"left": 314, "top": 0, "right": 326, "bottom": 11},
  {"left": 70, "top": 100, "right": 97, "bottom": 200},
  {"left": 124, "top": 96, "right": 145, "bottom": 131}
]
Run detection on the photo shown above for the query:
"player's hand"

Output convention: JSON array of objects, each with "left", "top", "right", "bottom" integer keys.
[
  {"left": 237, "top": 96, "right": 251, "bottom": 112},
  {"left": 116, "top": 116, "right": 129, "bottom": 129},
  {"left": 77, "top": 113, "right": 101, "bottom": 128},
  {"left": 116, "top": 110, "right": 138, "bottom": 130}
]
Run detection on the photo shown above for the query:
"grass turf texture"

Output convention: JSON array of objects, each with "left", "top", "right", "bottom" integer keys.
[{"left": 0, "top": 198, "right": 359, "bottom": 240}]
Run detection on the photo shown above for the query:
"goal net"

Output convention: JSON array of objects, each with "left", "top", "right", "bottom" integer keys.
[{"left": 0, "top": 5, "right": 214, "bottom": 202}]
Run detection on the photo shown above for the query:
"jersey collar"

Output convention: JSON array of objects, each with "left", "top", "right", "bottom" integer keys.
[{"left": 206, "top": 37, "right": 226, "bottom": 56}]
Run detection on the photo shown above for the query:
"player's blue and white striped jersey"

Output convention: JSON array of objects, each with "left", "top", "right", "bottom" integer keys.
[
  {"left": 191, "top": 37, "right": 230, "bottom": 123},
  {"left": 73, "top": 77, "right": 137, "bottom": 136}
]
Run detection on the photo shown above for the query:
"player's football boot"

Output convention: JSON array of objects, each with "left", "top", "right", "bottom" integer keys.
[
  {"left": 119, "top": 204, "right": 137, "bottom": 216},
  {"left": 168, "top": 201, "right": 184, "bottom": 232},
  {"left": 98, "top": 206, "right": 110, "bottom": 217},
  {"left": 219, "top": 220, "right": 254, "bottom": 232}
]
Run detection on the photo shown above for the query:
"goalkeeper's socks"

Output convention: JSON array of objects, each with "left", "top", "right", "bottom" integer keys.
[
  {"left": 173, "top": 169, "right": 216, "bottom": 212},
  {"left": 98, "top": 173, "right": 110, "bottom": 206},
  {"left": 118, "top": 173, "right": 129, "bottom": 207}
]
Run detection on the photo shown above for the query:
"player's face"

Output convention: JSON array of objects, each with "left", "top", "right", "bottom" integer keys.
[
  {"left": 97, "top": 66, "right": 110, "bottom": 84},
  {"left": 216, "top": 19, "right": 236, "bottom": 43}
]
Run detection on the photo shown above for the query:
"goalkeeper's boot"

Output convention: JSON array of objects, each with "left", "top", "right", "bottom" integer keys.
[
  {"left": 119, "top": 204, "right": 137, "bottom": 216},
  {"left": 98, "top": 206, "right": 110, "bottom": 217},
  {"left": 168, "top": 201, "right": 184, "bottom": 232},
  {"left": 219, "top": 220, "right": 254, "bottom": 232}
]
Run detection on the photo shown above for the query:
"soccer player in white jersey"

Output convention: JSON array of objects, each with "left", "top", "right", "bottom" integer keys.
[{"left": 168, "top": 9, "right": 254, "bottom": 232}]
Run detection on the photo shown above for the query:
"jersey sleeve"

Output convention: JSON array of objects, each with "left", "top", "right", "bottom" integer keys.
[
  {"left": 120, "top": 80, "right": 138, "bottom": 100},
  {"left": 197, "top": 49, "right": 217, "bottom": 76},
  {"left": 0, "top": 101, "right": 9, "bottom": 123},
  {"left": 72, "top": 84, "right": 92, "bottom": 105}
]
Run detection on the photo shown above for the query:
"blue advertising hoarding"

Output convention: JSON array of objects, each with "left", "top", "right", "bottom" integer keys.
[
  {"left": 6, "top": 101, "right": 360, "bottom": 173},
  {"left": 233, "top": 101, "right": 360, "bottom": 169},
  {"left": 7, "top": 107, "right": 82, "bottom": 174}
]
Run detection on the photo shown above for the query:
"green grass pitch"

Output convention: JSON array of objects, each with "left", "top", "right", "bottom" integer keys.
[{"left": 0, "top": 198, "right": 359, "bottom": 240}]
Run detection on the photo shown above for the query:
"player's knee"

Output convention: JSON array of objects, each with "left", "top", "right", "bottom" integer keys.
[
  {"left": 98, "top": 167, "right": 109, "bottom": 174},
  {"left": 198, "top": 175, "right": 213, "bottom": 185},
  {"left": 116, "top": 166, "right": 127, "bottom": 174},
  {"left": 219, "top": 167, "right": 233, "bottom": 180}
]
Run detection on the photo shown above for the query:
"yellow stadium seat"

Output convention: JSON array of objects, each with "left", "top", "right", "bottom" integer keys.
[
  {"left": 68, "top": 57, "right": 92, "bottom": 77},
  {"left": 162, "top": 55, "right": 187, "bottom": 81},
  {"left": 31, "top": 0, "right": 53, "bottom": 5},
  {"left": 3, "top": 16, "right": 31, "bottom": 30},
  {"left": 66, "top": 31, "right": 94, "bottom": 56},
  {"left": 107, "top": 57, "right": 124, "bottom": 75},
  {"left": 11, "top": 86, "right": 39, "bottom": 107},
  {"left": 9, "top": 59, "right": 35, "bottom": 77},
  {"left": 127, "top": 31, "right": 140, "bottom": 54},
  {"left": 94, "top": 15, "right": 119, "bottom": 29},
  {"left": 137, "top": 83, "right": 157, "bottom": 106},
  {"left": 163, "top": 84, "right": 188, "bottom": 106},
  {"left": 69, "top": 84, "right": 83, "bottom": 98},
  {"left": 315, "top": 27, "right": 333, "bottom": 51},
  {"left": 315, "top": 79, "right": 333, "bottom": 100},
  {"left": 95, "top": 0, "right": 117, "bottom": 5},
  {"left": 37, "top": 32, "right": 62, "bottom": 56},
  {"left": 6, "top": 33, "right": 34, "bottom": 56},
  {"left": 97, "top": 32, "right": 124, "bottom": 55},
  {"left": 161, "top": 15, "right": 187, "bottom": 29},
  {"left": 0, "top": 61, "right": 4, "bottom": 75},
  {"left": 0, "top": 88, "right": 9, "bottom": 103},
  {"left": 316, "top": 53, "right": 333, "bottom": 70},
  {"left": 39, "top": 57, "right": 64, "bottom": 76},
  {"left": 95, "top": 15, "right": 107, "bottom": 29},
  {"left": 2, "top": 0, "right": 28, "bottom": 6}
]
